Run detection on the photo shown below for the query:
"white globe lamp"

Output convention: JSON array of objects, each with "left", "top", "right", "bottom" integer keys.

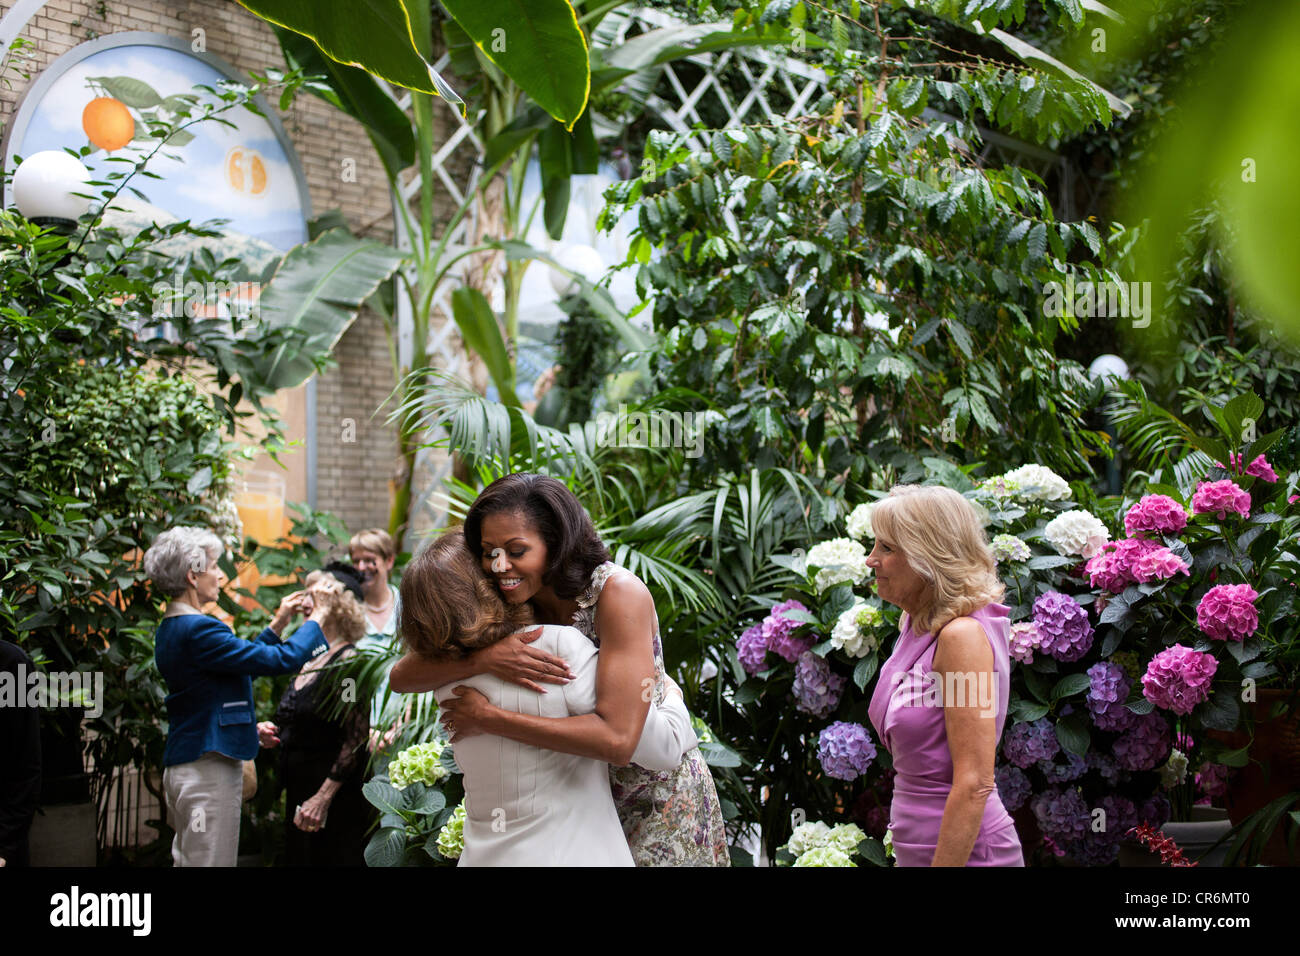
[
  {"left": 1088, "top": 353, "right": 1130, "bottom": 384},
  {"left": 12, "top": 150, "right": 93, "bottom": 227},
  {"left": 548, "top": 243, "right": 606, "bottom": 298}
]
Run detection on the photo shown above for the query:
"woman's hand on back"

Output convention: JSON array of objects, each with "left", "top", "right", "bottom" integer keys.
[
  {"left": 440, "top": 686, "right": 492, "bottom": 742},
  {"left": 476, "top": 627, "right": 574, "bottom": 694}
]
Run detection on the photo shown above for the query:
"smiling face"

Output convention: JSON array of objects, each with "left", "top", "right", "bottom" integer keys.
[
  {"left": 478, "top": 511, "right": 549, "bottom": 605},
  {"left": 866, "top": 535, "right": 929, "bottom": 615},
  {"left": 350, "top": 548, "right": 394, "bottom": 586}
]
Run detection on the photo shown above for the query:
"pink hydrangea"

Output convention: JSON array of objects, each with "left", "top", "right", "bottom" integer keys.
[
  {"left": 1124, "top": 494, "right": 1188, "bottom": 538},
  {"left": 1085, "top": 538, "right": 1186, "bottom": 592},
  {"left": 1196, "top": 583, "right": 1260, "bottom": 642},
  {"left": 1220, "top": 453, "right": 1279, "bottom": 483},
  {"left": 1084, "top": 543, "right": 1133, "bottom": 593},
  {"left": 1191, "top": 479, "right": 1251, "bottom": 519},
  {"left": 1129, "top": 545, "right": 1191, "bottom": 583},
  {"left": 762, "top": 599, "right": 815, "bottom": 662},
  {"left": 1141, "top": 644, "right": 1218, "bottom": 715}
]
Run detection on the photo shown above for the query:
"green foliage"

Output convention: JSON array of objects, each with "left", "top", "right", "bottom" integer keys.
[
  {"left": 601, "top": 108, "right": 1115, "bottom": 487},
  {"left": 0, "top": 73, "right": 346, "bottom": 858}
]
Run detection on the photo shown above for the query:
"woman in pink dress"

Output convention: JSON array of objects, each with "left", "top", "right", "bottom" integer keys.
[{"left": 866, "top": 485, "right": 1024, "bottom": 867}]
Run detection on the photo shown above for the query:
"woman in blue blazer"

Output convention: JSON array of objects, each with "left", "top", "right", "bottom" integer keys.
[{"left": 145, "top": 526, "right": 329, "bottom": 867}]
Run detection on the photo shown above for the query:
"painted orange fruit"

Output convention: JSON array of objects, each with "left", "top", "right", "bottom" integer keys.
[
  {"left": 82, "top": 96, "right": 134, "bottom": 151},
  {"left": 225, "top": 147, "right": 268, "bottom": 196}
]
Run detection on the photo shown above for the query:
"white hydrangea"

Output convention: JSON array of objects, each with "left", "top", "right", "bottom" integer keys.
[
  {"left": 792, "top": 845, "right": 857, "bottom": 867},
  {"left": 831, "top": 600, "right": 881, "bottom": 658},
  {"left": 805, "top": 538, "right": 870, "bottom": 592},
  {"left": 1042, "top": 510, "right": 1110, "bottom": 558},
  {"left": 825, "top": 822, "right": 867, "bottom": 855},
  {"left": 1001, "top": 464, "right": 1072, "bottom": 501},
  {"left": 1160, "top": 749, "right": 1189, "bottom": 790},
  {"left": 785, "top": 821, "right": 833, "bottom": 857},
  {"left": 783, "top": 821, "right": 866, "bottom": 865},
  {"left": 846, "top": 502, "right": 875, "bottom": 541}
]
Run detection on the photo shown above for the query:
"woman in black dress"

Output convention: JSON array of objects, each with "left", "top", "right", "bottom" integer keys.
[{"left": 257, "top": 563, "right": 371, "bottom": 866}]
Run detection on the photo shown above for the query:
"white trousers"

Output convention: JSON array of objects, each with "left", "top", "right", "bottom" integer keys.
[{"left": 163, "top": 752, "right": 243, "bottom": 867}]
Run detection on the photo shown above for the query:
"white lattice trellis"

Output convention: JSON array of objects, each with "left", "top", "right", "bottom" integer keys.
[{"left": 395, "top": 6, "right": 1071, "bottom": 538}]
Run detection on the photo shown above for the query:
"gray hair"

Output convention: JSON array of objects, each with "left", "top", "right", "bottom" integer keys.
[{"left": 144, "top": 526, "right": 224, "bottom": 597}]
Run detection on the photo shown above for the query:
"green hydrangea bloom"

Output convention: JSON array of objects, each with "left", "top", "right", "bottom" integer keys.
[
  {"left": 388, "top": 741, "right": 448, "bottom": 789},
  {"left": 855, "top": 604, "right": 882, "bottom": 629},
  {"left": 793, "top": 845, "right": 857, "bottom": 867},
  {"left": 436, "top": 803, "right": 466, "bottom": 860},
  {"left": 826, "top": 822, "right": 866, "bottom": 855}
]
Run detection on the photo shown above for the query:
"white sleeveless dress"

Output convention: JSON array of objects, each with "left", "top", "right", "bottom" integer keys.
[{"left": 434, "top": 623, "right": 696, "bottom": 866}]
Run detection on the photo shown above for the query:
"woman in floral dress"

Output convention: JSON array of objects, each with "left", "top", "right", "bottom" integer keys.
[{"left": 391, "top": 473, "right": 729, "bottom": 866}]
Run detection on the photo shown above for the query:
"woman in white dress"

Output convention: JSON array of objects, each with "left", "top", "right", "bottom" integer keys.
[{"left": 399, "top": 531, "right": 695, "bottom": 866}]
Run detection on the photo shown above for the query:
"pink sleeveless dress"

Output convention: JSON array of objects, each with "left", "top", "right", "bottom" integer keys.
[{"left": 867, "top": 603, "right": 1024, "bottom": 867}]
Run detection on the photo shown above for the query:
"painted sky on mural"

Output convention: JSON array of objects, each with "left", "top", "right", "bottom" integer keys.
[{"left": 14, "top": 43, "right": 306, "bottom": 254}]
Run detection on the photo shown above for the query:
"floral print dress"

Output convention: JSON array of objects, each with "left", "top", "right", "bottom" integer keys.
[{"left": 572, "top": 562, "right": 730, "bottom": 866}]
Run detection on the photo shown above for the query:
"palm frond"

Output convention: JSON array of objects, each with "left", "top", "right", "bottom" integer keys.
[{"left": 1106, "top": 378, "right": 1198, "bottom": 472}]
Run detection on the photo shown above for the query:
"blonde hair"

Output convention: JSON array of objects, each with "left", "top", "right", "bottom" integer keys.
[
  {"left": 870, "top": 484, "right": 1004, "bottom": 637},
  {"left": 303, "top": 571, "right": 367, "bottom": 644},
  {"left": 349, "top": 528, "right": 396, "bottom": 563}
]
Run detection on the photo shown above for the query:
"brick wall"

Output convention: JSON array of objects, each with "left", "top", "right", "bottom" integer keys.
[{"left": 0, "top": 0, "right": 472, "bottom": 545}]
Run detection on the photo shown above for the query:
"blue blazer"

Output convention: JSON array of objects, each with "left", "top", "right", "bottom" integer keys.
[{"left": 154, "top": 613, "right": 329, "bottom": 767}]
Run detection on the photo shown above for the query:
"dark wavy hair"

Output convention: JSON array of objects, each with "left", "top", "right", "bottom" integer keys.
[
  {"left": 399, "top": 531, "right": 533, "bottom": 660},
  {"left": 463, "top": 473, "right": 611, "bottom": 600}
]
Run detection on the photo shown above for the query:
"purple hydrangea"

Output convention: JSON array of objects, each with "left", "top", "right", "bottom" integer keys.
[
  {"left": 1099, "top": 794, "right": 1139, "bottom": 839},
  {"left": 1086, "top": 750, "right": 1122, "bottom": 785},
  {"left": 735, "top": 624, "right": 768, "bottom": 676},
  {"left": 1066, "top": 794, "right": 1138, "bottom": 865},
  {"left": 1031, "top": 787, "right": 1091, "bottom": 842},
  {"left": 763, "top": 599, "right": 815, "bottom": 662},
  {"left": 1002, "top": 716, "right": 1060, "bottom": 768},
  {"left": 1139, "top": 792, "right": 1172, "bottom": 828},
  {"left": 995, "top": 764, "right": 1032, "bottom": 812},
  {"left": 1086, "top": 661, "right": 1137, "bottom": 732},
  {"left": 793, "top": 651, "right": 845, "bottom": 718},
  {"left": 1032, "top": 591, "right": 1095, "bottom": 662},
  {"left": 817, "top": 721, "right": 877, "bottom": 780},
  {"left": 1038, "top": 750, "right": 1088, "bottom": 783},
  {"left": 1067, "top": 834, "right": 1122, "bottom": 867},
  {"left": 1196, "top": 762, "right": 1230, "bottom": 800},
  {"left": 1112, "top": 711, "right": 1171, "bottom": 771}
]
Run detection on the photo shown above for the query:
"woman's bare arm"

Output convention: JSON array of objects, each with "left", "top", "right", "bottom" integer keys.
[
  {"left": 931, "top": 617, "right": 999, "bottom": 867},
  {"left": 389, "top": 627, "right": 572, "bottom": 694},
  {"left": 441, "top": 575, "right": 659, "bottom": 765}
]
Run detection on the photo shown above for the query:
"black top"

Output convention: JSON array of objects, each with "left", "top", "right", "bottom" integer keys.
[
  {"left": 272, "top": 644, "right": 368, "bottom": 783},
  {"left": 0, "top": 639, "right": 42, "bottom": 866}
]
